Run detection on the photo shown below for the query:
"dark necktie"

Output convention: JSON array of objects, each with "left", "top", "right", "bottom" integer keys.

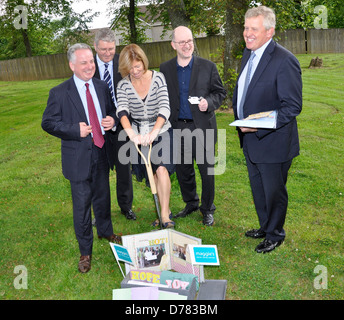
[
  {"left": 104, "top": 63, "right": 116, "bottom": 106},
  {"left": 238, "top": 52, "right": 256, "bottom": 120},
  {"left": 85, "top": 83, "right": 104, "bottom": 148}
]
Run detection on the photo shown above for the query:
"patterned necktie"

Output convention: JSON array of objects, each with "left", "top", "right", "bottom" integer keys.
[
  {"left": 238, "top": 52, "right": 256, "bottom": 120},
  {"left": 104, "top": 63, "right": 116, "bottom": 106},
  {"left": 85, "top": 83, "right": 104, "bottom": 148}
]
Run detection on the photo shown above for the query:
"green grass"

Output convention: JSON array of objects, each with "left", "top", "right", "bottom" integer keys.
[{"left": 0, "top": 54, "right": 343, "bottom": 300}]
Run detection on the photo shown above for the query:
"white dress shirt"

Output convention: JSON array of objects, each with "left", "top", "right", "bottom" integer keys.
[
  {"left": 237, "top": 39, "right": 272, "bottom": 116},
  {"left": 73, "top": 74, "right": 105, "bottom": 135}
]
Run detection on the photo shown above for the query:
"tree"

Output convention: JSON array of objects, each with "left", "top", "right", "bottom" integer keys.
[
  {"left": 223, "top": 0, "right": 247, "bottom": 106},
  {"left": 109, "top": 0, "right": 150, "bottom": 44},
  {"left": 163, "top": 0, "right": 190, "bottom": 29},
  {"left": 131, "top": 0, "right": 343, "bottom": 105},
  {"left": 128, "top": 0, "right": 139, "bottom": 43},
  {"left": 0, "top": 0, "right": 96, "bottom": 59},
  {"left": 307, "top": 0, "right": 344, "bottom": 28}
]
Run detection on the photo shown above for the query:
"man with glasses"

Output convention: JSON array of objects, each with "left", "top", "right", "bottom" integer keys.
[
  {"left": 93, "top": 28, "right": 136, "bottom": 221},
  {"left": 160, "top": 26, "right": 226, "bottom": 226}
]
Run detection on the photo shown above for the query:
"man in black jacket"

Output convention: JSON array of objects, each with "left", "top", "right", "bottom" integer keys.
[
  {"left": 93, "top": 28, "right": 136, "bottom": 221},
  {"left": 42, "top": 43, "right": 121, "bottom": 273},
  {"left": 232, "top": 6, "right": 302, "bottom": 253},
  {"left": 160, "top": 26, "right": 226, "bottom": 226}
]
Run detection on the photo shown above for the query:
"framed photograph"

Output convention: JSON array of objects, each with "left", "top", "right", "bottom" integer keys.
[{"left": 122, "top": 229, "right": 204, "bottom": 282}]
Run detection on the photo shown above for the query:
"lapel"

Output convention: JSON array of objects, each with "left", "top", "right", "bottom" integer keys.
[
  {"left": 246, "top": 40, "right": 275, "bottom": 98},
  {"left": 112, "top": 53, "right": 121, "bottom": 88},
  {"left": 168, "top": 57, "right": 180, "bottom": 98},
  {"left": 189, "top": 55, "right": 199, "bottom": 94},
  {"left": 66, "top": 77, "right": 88, "bottom": 123},
  {"left": 93, "top": 79, "right": 106, "bottom": 118},
  {"left": 238, "top": 49, "right": 251, "bottom": 78},
  {"left": 112, "top": 56, "right": 117, "bottom": 75},
  {"left": 94, "top": 56, "right": 101, "bottom": 79}
]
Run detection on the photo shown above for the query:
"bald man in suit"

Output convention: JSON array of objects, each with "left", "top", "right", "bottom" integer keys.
[{"left": 160, "top": 26, "right": 226, "bottom": 226}]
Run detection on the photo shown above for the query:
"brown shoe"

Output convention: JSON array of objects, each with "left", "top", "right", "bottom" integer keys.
[
  {"left": 78, "top": 255, "right": 91, "bottom": 273},
  {"left": 98, "top": 233, "right": 122, "bottom": 244}
]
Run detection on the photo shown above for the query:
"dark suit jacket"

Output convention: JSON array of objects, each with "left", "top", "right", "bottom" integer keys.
[
  {"left": 94, "top": 53, "right": 122, "bottom": 94},
  {"left": 232, "top": 40, "right": 302, "bottom": 164},
  {"left": 41, "top": 77, "right": 117, "bottom": 181},
  {"left": 94, "top": 53, "right": 122, "bottom": 127},
  {"left": 160, "top": 56, "right": 226, "bottom": 144}
]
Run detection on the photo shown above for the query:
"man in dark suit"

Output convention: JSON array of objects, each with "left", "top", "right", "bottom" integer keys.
[
  {"left": 160, "top": 26, "right": 226, "bottom": 226},
  {"left": 93, "top": 28, "right": 136, "bottom": 220},
  {"left": 42, "top": 43, "right": 121, "bottom": 273},
  {"left": 232, "top": 6, "right": 302, "bottom": 253}
]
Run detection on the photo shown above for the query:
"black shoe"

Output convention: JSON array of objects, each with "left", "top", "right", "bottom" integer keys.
[
  {"left": 255, "top": 238, "right": 284, "bottom": 253},
  {"left": 174, "top": 205, "right": 199, "bottom": 218},
  {"left": 202, "top": 213, "right": 214, "bottom": 226},
  {"left": 245, "top": 228, "right": 266, "bottom": 239},
  {"left": 121, "top": 209, "right": 136, "bottom": 220}
]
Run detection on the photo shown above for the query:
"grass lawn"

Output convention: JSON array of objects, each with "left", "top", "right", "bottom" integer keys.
[{"left": 0, "top": 53, "right": 343, "bottom": 300}]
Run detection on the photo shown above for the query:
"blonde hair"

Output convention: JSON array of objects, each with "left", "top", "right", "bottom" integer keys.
[{"left": 118, "top": 44, "right": 149, "bottom": 78}]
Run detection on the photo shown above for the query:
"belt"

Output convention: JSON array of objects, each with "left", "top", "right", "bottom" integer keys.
[
  {"left": 178, "top": 118, "right": 193, "bottom": 123},
  {"left": 132, "top": 116, "right": 158, "bottom": 134},
  {"left": 132, "top": 116, "right": 158, "bottom": 125}
]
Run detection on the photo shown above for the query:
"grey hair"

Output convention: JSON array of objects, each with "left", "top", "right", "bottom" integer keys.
[
  {"left": 245, "top": 5, "right": 276, "bottom": 31},
  {"left": 94, "top": 28, "right": 116, "bottom": 46},
  {"left": 67, "top": 43, "right": 92, "bottom": 63}
]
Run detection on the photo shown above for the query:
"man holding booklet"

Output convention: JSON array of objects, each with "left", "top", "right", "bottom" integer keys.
[{"left": 232, "top": 6, "right": 302, "bottom": 253}]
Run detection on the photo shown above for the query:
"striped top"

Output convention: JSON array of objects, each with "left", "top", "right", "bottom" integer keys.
[{"left": 116, "top": 71, "right": 171, "bottom": 135}]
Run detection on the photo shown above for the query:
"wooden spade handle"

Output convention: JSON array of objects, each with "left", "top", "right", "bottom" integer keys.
[{"left": 134, "top": 143, "right": 157, "bottom": 195}]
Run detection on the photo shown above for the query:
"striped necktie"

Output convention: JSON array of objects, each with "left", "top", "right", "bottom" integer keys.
[
  {"left": 85, "top": 83, "right": 104, "bottom": 148},
  {"left": 238, "top": 52, "right": 256, "bottom": 120},
  {"left": 104, "top": 63, "right": 116, "bottom": 106}
]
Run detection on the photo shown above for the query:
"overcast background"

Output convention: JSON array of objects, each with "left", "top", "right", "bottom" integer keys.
[{"left": 71, "top": 0, "right": 111, "bottom": 29}]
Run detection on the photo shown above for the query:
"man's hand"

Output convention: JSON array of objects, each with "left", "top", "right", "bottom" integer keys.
[
  {"left": 80, "top": 122, "right": 92, "bottom": 137},
  {"left": 239, "top": 127, "right": 258, "bottom": 133},
  {"left": 101, "top": 116, "right": 115, "bottom": 131},
  {"left": 198, "top": 98, "right": 208, "bottom": 112}
]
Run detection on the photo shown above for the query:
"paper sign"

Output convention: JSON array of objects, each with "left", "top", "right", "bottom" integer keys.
[
  {"left": 112, "top": 288, "right": 132, "bottom": 300},
  {"left": 188, "top": 96, "right": 201, "bottom": 104},
  {"left": 110, "top": 242, "right": 134, "bottom": 265},
  {"left": 188, "top": 245, "right": 220, "bottom": 266},
  {"left": 130, "top": 270, "right": 161, "bottom": 284},
  {"left": 131, "top": 286, "right": 159, "bottom": 300}
]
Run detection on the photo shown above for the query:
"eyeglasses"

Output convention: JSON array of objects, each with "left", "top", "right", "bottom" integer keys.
[
  {"left": 97, "top": 47, "right": 115, "bottom": 53},
  {"left": 173, "top": 39, "right": 194, "bottom": 46}
]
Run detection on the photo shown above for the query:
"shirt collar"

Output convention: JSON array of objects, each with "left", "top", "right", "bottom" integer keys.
[
  {"left": 176, "top": 55, "right": 194, "bottom": 69},
  {"left": 251, "top": 39, "right": 272, "bottom": 60},
  {"left": 73, "top": 74, "right": 93, "bottom": 90},
  {"left": 96, "top": 54, "right": 113, "bottom": 68}
]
